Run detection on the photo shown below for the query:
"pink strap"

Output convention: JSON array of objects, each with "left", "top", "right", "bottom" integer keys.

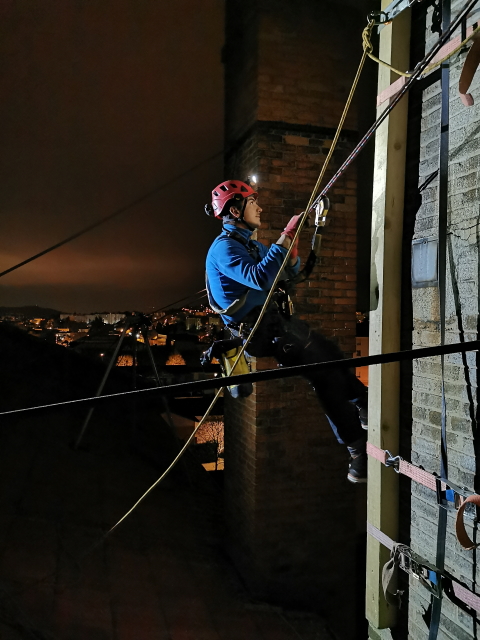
[
  {"left": 452, "top": 580, "right": 480, "bottom": 613},
  {"left": 377, "top": 76, "right": 407, "bottom": 107},
  {"left": 377, "top": 26, "right": 477, "bottom": 107},
  {"left": 366, "top": 442, "right": 387, "bottom": 463},
  {"left": 367, "top": 442, "right": 445, "bottom": 491}
]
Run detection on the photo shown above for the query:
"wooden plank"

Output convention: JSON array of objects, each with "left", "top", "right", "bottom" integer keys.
[{"left": 366, "top": 3, "right": 411, "bottom": 631}]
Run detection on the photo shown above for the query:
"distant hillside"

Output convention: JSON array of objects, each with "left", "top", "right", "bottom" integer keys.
[{"left": 0, "top": 305, "right": 61, "bottom": 318}]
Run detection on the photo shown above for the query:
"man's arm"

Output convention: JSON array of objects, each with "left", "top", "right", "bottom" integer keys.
[{"left": 213, "top": 237, "right": 292, "bottom": 291}]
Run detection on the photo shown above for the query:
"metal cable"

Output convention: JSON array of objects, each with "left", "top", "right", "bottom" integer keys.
[
  {"left": 148, "top": 289, "right": 207, "bottom": 316},
  {"left": 0, "top": 151, "right": 224, "bottom": 279}
]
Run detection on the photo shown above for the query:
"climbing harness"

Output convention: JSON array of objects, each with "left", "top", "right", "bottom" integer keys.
[
  {"left": 203, "top": 228, "right": 261, "bottom": 397},
  {"left": 201, "top": 337, "right": 253, "bottom": 399}
]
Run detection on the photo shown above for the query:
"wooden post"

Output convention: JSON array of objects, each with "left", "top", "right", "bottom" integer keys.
[{"left": 366, "top": 5, "right": 411, "bottom": 631}]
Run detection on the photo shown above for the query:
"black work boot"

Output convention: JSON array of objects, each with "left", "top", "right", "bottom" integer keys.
[
  {"left": 354, "top": 392, "right": 368, "bottom": 429},
  {"left": 347, "top": 437, "right": 367, "bottom": 484}
]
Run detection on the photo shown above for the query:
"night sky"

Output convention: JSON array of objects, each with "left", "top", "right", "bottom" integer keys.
[{"left": 0, "top": 0, "right": 224, "bottom": 313}]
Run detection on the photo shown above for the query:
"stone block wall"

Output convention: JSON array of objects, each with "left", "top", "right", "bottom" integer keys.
[
  {"left": 407, "top": 2, "right": 480, "bottom": 638},
  {"left": 223, "top": 1, "right": 368, "bottom": 637}
]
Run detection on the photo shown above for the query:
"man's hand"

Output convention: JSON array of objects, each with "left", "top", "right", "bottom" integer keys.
[
  {"left": 276, "top": 213, "right": 303, "bottom": 265},
  {"left": 282, "top": 213, "right": 304, "bottom": 240},
  {"left": 276, "top": 234, "right": 298, "bottom": 266}
]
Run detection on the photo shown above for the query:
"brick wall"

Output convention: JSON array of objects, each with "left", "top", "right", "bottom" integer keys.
[
  {"left": 222, "top": 2, "right": 367, "bottom": 637},
  {"left": 406, "top": 2, "right": 480, "bottom": 638}
]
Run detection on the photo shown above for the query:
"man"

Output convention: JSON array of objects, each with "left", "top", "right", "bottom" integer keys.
[{"left": 205, "top": 179, "right": 368, "bottom": 483}]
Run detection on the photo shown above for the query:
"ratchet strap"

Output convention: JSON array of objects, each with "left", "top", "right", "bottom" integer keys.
[
  {"left": 368, "top": 522, "right": 480, "bottom": 618},
  {"left": 367, "top": 442, "right": 479, "bottom": 550}
]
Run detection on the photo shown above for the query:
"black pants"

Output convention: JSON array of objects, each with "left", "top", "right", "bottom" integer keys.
[{"left": 232, "top": 304, "right": 367, "bottom": 446}]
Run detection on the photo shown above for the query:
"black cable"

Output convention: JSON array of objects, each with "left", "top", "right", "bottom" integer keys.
[
  {"left": 148, "top": 289, "right": 207, "bottom": 316},
  {"left": 0, "top": 150, "right": 224, "bottom": 279},
  {"left": 429, "top": 2, "right": 452, "bottom": 636},
  {"left": 419, "top": 169, "right": 439, "bottom": 193},
  {"left": 1, "top": 340, "right": 478, "bottom": 417}
]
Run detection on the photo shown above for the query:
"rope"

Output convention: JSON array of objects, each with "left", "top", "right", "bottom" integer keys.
[
  {"left": 362, "top": 16, "right": 480, "bottom": 79},
  {"left": 362, "top": 19, "right": 413, "bottom": 77},
  {"left": 8, "top": 0, "right": 478, "bottom": 542},
  {"left": 309, "top": 0, "right": 480, "bottom": 214},
  {"left": 107, "top": 387, "right": 223, "bottom": 534},
  {"left": 424, "top": 22, "right": 480, "bottom": 74}
]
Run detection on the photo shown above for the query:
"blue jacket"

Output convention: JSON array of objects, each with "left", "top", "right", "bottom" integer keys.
[{"left": 206, "top": 224, "right": 300, "bottom": 324}]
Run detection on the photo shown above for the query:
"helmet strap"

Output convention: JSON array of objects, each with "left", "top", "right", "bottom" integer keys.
[
  {"left": 224, "top": 197, "right": 255, "bottom": 231},
  {"left": 239, "top": 197, "right": 256, "bottom": 231}
]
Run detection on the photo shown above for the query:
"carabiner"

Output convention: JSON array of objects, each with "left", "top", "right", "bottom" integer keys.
[
  {"left": 314, "top": 196, "right": 330, "bottom": 228},
  {"left": 368, "top": 10, "right": 389, "bottom": 26}
]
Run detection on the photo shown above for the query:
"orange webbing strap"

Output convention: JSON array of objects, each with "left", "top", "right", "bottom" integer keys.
[
  {"left": 366, "top": 442, "right": 445, "bottom": 491},
  {"left": 456, "top": 494, "right": 480, "bottom": 550},
  {"left": 366, "top": 442, "right": 387, "bottom": 464},
  {"left": 398, "top": 459, "right": 442, "bottom": 492},
  {"left": 366, "top": 442, "right": 480, "bottom": 550}
]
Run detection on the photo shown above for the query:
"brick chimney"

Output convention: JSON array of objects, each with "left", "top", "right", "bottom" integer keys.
[{"left": 222, "top": 2, "right": 367, "bottom": 637}]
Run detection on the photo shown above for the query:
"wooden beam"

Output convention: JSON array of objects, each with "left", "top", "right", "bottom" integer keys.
[{"left": 366, "top": 4, "right": 411, "bottom": 631}]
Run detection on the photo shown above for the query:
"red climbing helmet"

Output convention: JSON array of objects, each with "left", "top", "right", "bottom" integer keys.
[{"left": 205, "top": 179, "right": 258, "bottom": 219}]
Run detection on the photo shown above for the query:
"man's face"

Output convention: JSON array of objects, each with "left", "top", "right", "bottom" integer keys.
[{"left": 241, "top": 195, "right": 262, "bottom": 229}]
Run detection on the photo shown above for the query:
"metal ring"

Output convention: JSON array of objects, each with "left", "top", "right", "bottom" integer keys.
[{"left": 385, "top": 450, "right": 402, "bottom": 472}]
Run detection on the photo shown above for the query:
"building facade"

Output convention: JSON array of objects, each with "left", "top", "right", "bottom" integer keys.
[{"left": 367, "top": 1, "right": 480, "bottom": 639}]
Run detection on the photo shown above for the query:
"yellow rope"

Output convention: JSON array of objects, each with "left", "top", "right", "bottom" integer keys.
[
  {"left": 107, "top": 19, "right": 370, "bottom": 535},
  {"left": 362, "top": 20, "right": 413, "bottom": 77},
  {"left": 362, "top": 19, "right": 480, "bottom": 79},
  {"left": 423, "top": 22, "right": 480, "bottom": 74}
]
